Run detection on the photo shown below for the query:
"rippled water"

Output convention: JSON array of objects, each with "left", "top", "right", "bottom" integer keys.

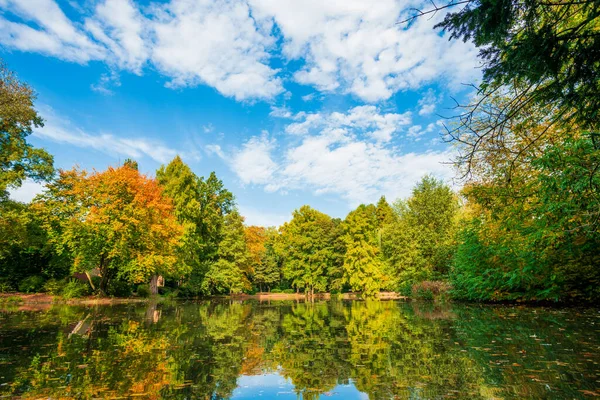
[{"left": 0, "top": 300, "right": 599, "bottom": 399}]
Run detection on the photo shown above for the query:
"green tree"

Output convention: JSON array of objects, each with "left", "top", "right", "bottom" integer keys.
[
  {"left": 342, "top": 204, "right": 387, "bottom": 296},
  {"left": 0, "top": 61, "right": 53, "bottom": 201},
  {"left": 381, "top": 176, "right": 458, "bottom": 291},
  {"left": 156, "top": 157, "right": 234, "bottom": 294},
  {"left": 434, "top": 0, "right": 599, "bottom": 131},
  {"left": 280, "top": 206, "right": 337, "bottom": 296},
  {"left": 203, "top": 210, "right": 250, "bottom": 294}
]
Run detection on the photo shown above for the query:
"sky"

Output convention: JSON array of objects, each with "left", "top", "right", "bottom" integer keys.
[{"left": 1, "top": 0, "right": 480, "bottom": 227}]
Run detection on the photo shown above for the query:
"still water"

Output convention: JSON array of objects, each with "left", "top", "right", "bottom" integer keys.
[{"left": 0, "top": 300, "right": 599, "bottom": 399}]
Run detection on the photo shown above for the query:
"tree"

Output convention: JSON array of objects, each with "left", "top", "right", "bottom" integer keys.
[
  {"left": 0, "top": 61, "right": 53, "bottom": 200},
  {"left": 452, "top": 134, "right": 600, "bottom": 302},
  {"left": 156, "top": 157, "right": 234, "bottom": 294},
  {"left": 375, "top": 196, "right": 396, "bottom": 227},
  {"left": 280, "top": 206, "right": 337, "bottom": 296},
  {"left": 247, "top": 226, "right": 281, "bottom": 292},
  {"left": 342, "top": 204, "right": 387, "bottom": 296},
  {"left": 380, "top": 176, "right": 458, "bottom": 291},
  {"left": 433, "top": 0, "right": 599, "bottom": 131},
  {"left": 37, "top": 164, "right": 184, "bottom": 294},
  {"left": 203, "top": 210, "right": 250, "bottom": 294}
]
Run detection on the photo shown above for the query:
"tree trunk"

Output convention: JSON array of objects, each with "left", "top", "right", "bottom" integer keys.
[
  {"left": 98, "top": 254, "right": 109, "bottom": 295},
  {"left": 150, "top": 275, "right": 159, "bottom": 295}
]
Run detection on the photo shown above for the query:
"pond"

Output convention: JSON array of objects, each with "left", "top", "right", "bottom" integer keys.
[{"left": 0, "top": 300, "right": 599, "bottom": 399}]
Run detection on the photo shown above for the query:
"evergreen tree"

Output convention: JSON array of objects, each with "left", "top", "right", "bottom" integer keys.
[
  {"left": 203, "top": 210, "right": 250, "bottom": 294},
  {"left": 342, "top": 204, "right": 387, "bottom": 296},
  {"left": 280, "top": 206, "right": 337, "bottom": 296}
]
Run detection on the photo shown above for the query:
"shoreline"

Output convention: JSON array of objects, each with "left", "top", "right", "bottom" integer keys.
[{"left": 0, "top": 291, "right": 409, "bottom": 307}]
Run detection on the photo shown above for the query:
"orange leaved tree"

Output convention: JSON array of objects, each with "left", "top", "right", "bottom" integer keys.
[{"left": 37, "top": 164, "right": 185, "bottom": 295}]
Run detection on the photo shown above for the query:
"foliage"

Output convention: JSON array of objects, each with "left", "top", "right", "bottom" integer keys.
[
  {"left": 136, "top": 284, "right": 151, "bottom": 298},
  {"left": 451, "top": 134, "right": 600, "bottom": 302},
  {"left": 156, "top": 157, "right": 234, "bottom": 294},
  {"left": 60, "top": 280, "right": 90, "bottom": 299},
  {"left": 248, "top": 226, "right": 281, "bottom": 291},
  {"left": 42, "top": 279, "right": 65, "bottom": 295},
  {"left": 436, "top": 0, "right": 600, "bottom": 131},
  {"left": 411, "top": 280, "right": 452, "bottom": 302},
  {"left": 382, "top": 176, "right": 459, "bottom": 290},
  {"left": 342, "top": 204, "right": 386, "bottom": 296},
  {"left": 0, "top": 61, "right": 53, "bottom": 200},
  {"left": 18, "top": 275, "right": 45, "bottom": 293},
  {"left": 279, "top": 206, "right": 340, "bottom": 295},
  {"left": 36, "top": 164, "right": 184, "bottom": 294},
  {"left": 203, "top": 211, "right": 250, "bottom": 294}
]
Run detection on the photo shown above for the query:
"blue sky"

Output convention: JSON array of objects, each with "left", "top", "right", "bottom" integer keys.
[{"left": 2, "top": 0, "right": 479, "bottom": 226}]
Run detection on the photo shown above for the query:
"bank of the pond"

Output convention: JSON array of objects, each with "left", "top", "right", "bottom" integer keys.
[
  {"left": 228, "top": 291, "right": 408, "bottom": 301},
  {"left": 0, "top": 291, "right": 409, "bottom": 308}
]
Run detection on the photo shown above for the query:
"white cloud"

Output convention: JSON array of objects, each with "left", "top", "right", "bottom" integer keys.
[
  {"left": 284, "top": 105, "right": 412, "bottom": 143},
  {"left": 276, "top": 135, "right": 454, "bottom": 205},
  {"left": 85, "top": 0, "right": 149, "bottom": 73},
  {"left": 8, "top": 179, "right": 46, "bottom": 203},
  {"left": 418, "top": 89, "right": 438, "bottom": 116},
  {"left": 0, "top": 0, "right": 478, "bottom": 102},
  {"left": 0, "top": 0, "right": 105, "bottom": 63},
  {"left": 230, "top": 133, "right": 278, "bottom": 188},
  {"left": 33, "top": 108, "right": 185, "bottom": 164},
  {"left": 226, "top": 106, "right": 455, "bottom": 205},
  {"left": 205, "top": 144, "right": 225, "bottom": 159},
  {"left": 150, "top": 0, "right": 283, "bottom": 100},
  {"left": 249, "top": 0, "right": 480, "bottom": 101},
  {"left": 238, "top": 204, "right": 290, "bottom": 227}
]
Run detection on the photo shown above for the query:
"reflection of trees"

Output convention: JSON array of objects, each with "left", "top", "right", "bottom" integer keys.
[
  {"left": 273, "top": 301, "right": 352, "bottom": 400},
  {"left": 346, "top": 301, "right": 484, "bottom": 399},
  {"left": 3, "top": 301, "right": 592, "bottom": 399}
]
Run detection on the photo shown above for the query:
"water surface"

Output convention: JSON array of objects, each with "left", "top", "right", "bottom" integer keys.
[{"left": 0, "top": 300, "right": 599, "bottom": 399}]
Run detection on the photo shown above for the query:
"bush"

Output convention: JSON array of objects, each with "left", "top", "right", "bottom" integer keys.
[
  {"left": 270, "top": 288, "right": 282, "bottom": 293},
  {"left": 282, "top": 289, "right": 295, "bottom": 294},
  {"left": 18, "top": 276, "right": 45, "bottom": 293},
  {"left": 107, "top": 280, "right": 133, "bottom": 297},
  {"left": 412, "top": 281, "right": 452, "bottom": 302},
  {"left": 61, "top": 280, "right": 91, "bottom": 299},
  {"left": 0, "top": 281, "right": 14, "bottom": 293},
  {"left": 136, "top": 284, "right": 151, "bottom": 298},
  {"left": 42, "top": 279, "right": 65, "bottom": 295}
]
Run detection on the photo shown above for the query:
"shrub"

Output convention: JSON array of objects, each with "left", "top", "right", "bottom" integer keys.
[
  {"left": 18, "top": 276, "right": 45, "bottom": 293},
  {"left": 282, "top": 289, "right": 295, "bottom": 294},
  {"left": 412, "top": 281, "right": 452, "bottom": 302},
  {"left": 61, "top": 280, "right": 91, "bottom": 299},
  {"left": 136, "top": 284, "right": 151, "bottom": 298},
  {"left": 42, "top": 279, "right": 65, "bottom": 295},
  {"left": 270, "top": 288, "right": 282, "bottom": 293},
  {"left": 107, "top": 280, "right": 133, "bottom": 297},
  {"left": 0, "top": 281, "right": 14, "bottom": 293}
]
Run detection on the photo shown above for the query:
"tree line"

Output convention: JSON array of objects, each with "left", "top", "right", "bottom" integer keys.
[{"left": 1, "top": 0, "right": 598, "bottom": 302}]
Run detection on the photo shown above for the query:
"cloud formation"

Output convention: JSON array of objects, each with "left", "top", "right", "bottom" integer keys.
[
  {"left": 222, "top": 106, "right": 455, "bottom": 205},
  {"left": 33, "top": 107, "right": 189, "bottom": 164},
  {"left": 0, "top": 0, "right": 479, "bottom": 101}
]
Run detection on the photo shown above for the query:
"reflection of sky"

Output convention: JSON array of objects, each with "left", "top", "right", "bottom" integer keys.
[{"left": 231, "top": 373, "right": 369, "bottom": 399}]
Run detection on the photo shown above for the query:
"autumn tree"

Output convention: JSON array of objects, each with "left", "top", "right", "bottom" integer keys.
[
  {"left": 37, "top": 164, "right": 184, "bottom": 294},
  {"left": 246, "top": 226, "right": 281, "bottom": 292},
  {"left": 0, "top": 61, "right": 53, "bottom": 201}
]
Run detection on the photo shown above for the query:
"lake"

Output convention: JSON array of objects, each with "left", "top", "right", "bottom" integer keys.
[{"left": 0, "top": 300, "right": 599, "bottom": 399}]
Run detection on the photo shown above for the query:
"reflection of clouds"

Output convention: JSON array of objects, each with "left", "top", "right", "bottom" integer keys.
[{"left": 232, "top": 373, "right": 368, "bottom": 399}]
